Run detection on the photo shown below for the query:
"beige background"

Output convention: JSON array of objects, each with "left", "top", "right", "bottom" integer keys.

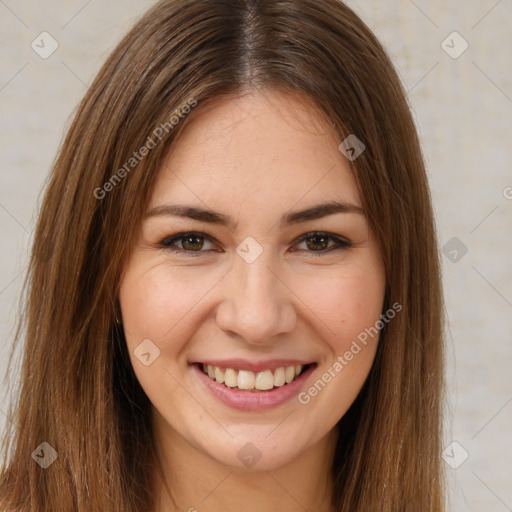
[{"left": 1, "top": 1, "right": 511, "bottom": 510}]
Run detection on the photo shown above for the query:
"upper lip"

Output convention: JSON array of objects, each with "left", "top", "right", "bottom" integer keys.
[{"left": 190, "top": 359, "right": 316, "bottom": 372}]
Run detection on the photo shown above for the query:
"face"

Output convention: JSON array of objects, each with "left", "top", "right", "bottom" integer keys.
[{"left": 118, "top": 89, "right": 386, "bottom": 471}]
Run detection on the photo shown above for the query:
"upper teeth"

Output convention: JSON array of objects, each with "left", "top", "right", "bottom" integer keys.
[{"left": 202, "top": 364, "right": 304, "bottom": 391}]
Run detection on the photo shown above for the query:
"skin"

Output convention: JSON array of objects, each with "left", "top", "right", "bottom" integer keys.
[{"left": 118, "top": 89, "right": 386, "bottom": 512}]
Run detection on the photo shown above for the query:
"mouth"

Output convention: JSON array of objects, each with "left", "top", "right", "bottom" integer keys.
[
  {"left": 197, "top": 362, "right": 314, "bottom": 392},
  {"left": 189, "top": 361, "right": 318, "bottom": 411}
]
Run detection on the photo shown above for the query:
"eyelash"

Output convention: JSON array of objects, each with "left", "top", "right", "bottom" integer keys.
[{"left": 157, "top": 231, "right": 353, "bottom": 257}]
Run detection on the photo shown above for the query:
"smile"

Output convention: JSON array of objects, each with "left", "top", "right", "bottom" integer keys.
[
  {"left": 191, "top": 361, "right": 318, "bottom": 411},
  {"left": 200, "top": 363, "right": 308, "bottom": 392}
]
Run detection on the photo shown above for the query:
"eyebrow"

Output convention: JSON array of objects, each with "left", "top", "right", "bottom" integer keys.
[{"left": 145, "top": 200, "right": 364, "bottom": 229}]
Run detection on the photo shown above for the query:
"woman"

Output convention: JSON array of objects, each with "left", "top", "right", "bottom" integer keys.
[{"left": 0, "top": 0, "right": 445, "bottom": 510}]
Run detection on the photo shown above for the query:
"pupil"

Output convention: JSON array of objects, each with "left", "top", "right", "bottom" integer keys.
[
  {"left": 308, "top": 235, "right": 327, "bottom": 251},
  {"left": 184, "top": 235, "right": 203, "bottom": 250}
]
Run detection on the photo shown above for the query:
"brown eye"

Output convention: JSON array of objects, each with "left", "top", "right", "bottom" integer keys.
[
  {"left": 159, "top": 232, "right": 216, "bottom": 254},
  {"left": 158, "top": 231, "right": 351, "bottom": 257},
  {"left": 294, "top": 232, "right": 352, "bottom": 255},
  {"left": 304, "top": 234, "right": 330, "bottom": 251},
  {"left": 181, "top": 234, "right": 205, "bottom": 251}
]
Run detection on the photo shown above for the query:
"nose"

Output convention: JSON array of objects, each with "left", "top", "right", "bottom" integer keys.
[{"left": 215, "top": 250, "right": 297, "bottom": 345}]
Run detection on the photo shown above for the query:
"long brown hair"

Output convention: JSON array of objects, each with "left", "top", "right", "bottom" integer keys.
[{"left": 0, "top": 0, "right": 445, "bottom": 510}]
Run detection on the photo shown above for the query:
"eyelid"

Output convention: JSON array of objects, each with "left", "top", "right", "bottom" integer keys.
[{"left": 158, "top": 231, "right": 352, "bottom": 255}]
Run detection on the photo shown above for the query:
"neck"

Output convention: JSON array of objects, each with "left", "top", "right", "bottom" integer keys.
[{"left": 150, "top": 413, "right": 339, "bottom": 512}]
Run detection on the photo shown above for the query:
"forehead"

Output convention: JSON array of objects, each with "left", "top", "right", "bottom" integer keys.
[{"left": 149, "top": 89, "right": 361, "bottom": 219}]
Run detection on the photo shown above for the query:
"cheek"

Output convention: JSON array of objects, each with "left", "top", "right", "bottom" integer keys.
[
  {"left": 118, "top": 262, "right": 212, "bottom": 404},
  {"left": 293, "top": 266, "right": 385, "bottom": 353},
  {"left": 293, "top": 270, "right": 385, "bottom": 421},
  {"left": 119, "top": 261, "right": 218, "bottom": 346},
  {"left": 333, "top": 286, "right": 383, "bottom": 351},
  {"left": 120, "top": 253, "right": 385, "bottom": 351}
]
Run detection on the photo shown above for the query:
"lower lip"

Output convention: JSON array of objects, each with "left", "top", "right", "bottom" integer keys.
[{"left": 191, "top": 363, "right": 317, "bottom": 411}]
